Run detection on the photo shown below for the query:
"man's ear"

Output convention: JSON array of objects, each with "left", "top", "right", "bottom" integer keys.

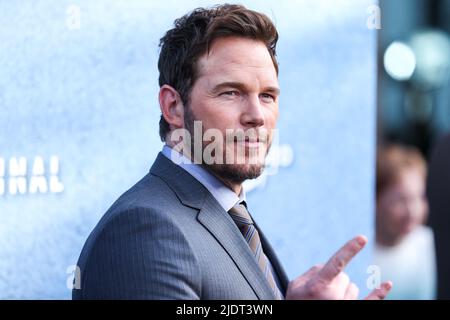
[{"left": 159, "top": 84, "right": 185, "bottom": 131}]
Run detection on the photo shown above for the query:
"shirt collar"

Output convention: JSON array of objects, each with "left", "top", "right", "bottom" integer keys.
[{"left": 161, "top": 145, "right": 246, "bottom": 212}]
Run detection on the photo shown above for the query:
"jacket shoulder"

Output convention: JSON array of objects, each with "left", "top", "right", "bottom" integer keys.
[{"left": 73, "top": 173, "right": 201, "bottom": 299}]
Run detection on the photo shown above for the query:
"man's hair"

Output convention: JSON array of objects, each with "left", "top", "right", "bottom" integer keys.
[
  {"left": 376, "top": 144, "right": 427, "bottom": 198},
  {"left": 157, "top": 4, "right": 279, "bottom": 141}
]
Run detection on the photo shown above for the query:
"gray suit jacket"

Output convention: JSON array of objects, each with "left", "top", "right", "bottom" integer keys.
[{"left": 72, "top": 153, "right": 289, "bottom": 299}]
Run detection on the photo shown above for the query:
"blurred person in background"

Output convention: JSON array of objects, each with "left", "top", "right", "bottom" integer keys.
[{"left": 375, "top": 144, "right": 436, "bottom": 300}]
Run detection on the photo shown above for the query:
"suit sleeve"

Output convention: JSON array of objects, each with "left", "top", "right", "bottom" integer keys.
[{"left": 79, "top": 207, "right": 202, "bottom": 299}]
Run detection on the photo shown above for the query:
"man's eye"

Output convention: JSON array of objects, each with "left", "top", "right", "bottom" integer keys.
[
  {"left": 260, "top": 93, "right": 275, "bottom": 102},
  {"left": 221, "top": 91, "right": 239, "bottom": 97}
]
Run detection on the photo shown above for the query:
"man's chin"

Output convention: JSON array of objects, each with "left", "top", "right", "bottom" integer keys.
[{"left": 205, "top": 163, "right": 264, "bottom": 184}]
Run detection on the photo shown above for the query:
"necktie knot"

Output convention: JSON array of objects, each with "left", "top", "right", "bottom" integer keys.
[{"left": 228, "top": 202, "right": 253, "bottom": 226}]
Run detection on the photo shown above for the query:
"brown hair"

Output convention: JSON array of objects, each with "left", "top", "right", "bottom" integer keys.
[
  {"left": 157, "top": 4, "right": 279, "bottom": 141},
  {"left": 376, "top": 144, "right": 427, "bottom": 198}
]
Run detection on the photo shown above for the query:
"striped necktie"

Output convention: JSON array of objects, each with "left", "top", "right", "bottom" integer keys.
[{"left": 228, "top": 202, "right": 283, "bottom": 300}]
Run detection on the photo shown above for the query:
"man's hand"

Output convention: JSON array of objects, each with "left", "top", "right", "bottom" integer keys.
[{"left": 285, "top": 235, "right": 392, "bottom": 300}]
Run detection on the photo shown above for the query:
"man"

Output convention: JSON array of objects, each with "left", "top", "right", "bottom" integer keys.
[{"left": 73, "top": 4, "right": 391, "bottom": 300}]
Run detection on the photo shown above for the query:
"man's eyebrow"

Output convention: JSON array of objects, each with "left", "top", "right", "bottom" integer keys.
[
  {"left": 211, "top": 82, "right": 246, "bottom": 93},
  {"left": 211, "top": 82, "right": 281, "bottom": 95},
  {"left": 264, "top": 86, "right": 281, "bottom": 95}
]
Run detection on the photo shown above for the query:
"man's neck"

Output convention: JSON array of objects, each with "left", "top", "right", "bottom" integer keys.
[
  {"left": 207, "top": 169, "right": 242, "bottom": 195},
  {"left": 165, "top": 142, "right": 243, "bottom": 196}
]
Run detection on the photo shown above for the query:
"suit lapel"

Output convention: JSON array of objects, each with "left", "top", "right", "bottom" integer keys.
[
  {"left": 197, "top": 195, "right": 275, "bottom": 300},
  {"left": 150, "top": 152, "right": 276, "bottom": 300}
]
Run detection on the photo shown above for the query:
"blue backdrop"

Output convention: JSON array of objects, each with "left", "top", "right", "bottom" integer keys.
[{"left": 0, "top": 0, "right": 378, "bottom": 299}]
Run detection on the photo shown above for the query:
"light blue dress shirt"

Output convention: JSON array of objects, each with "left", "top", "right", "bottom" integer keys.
[{"left": 161, "top": 145, "right": 246, "bottom": 212}]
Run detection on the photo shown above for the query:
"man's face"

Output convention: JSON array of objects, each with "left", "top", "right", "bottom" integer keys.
[{"left": 185, "top": 36, "right": 279, "bottom": 184}]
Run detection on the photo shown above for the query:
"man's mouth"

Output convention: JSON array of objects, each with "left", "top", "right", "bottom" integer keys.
[{"left": 233, "top": 137, "right": 267, "bottom": 147}]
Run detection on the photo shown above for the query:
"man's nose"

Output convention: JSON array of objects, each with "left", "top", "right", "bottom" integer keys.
[{"left": 241, "top": 95, "right": 265, "bottom": 127}]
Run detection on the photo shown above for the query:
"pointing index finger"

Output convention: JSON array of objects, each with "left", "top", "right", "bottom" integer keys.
[{"left": 318, "top": 235, "right": 368, "bottom": 283}]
